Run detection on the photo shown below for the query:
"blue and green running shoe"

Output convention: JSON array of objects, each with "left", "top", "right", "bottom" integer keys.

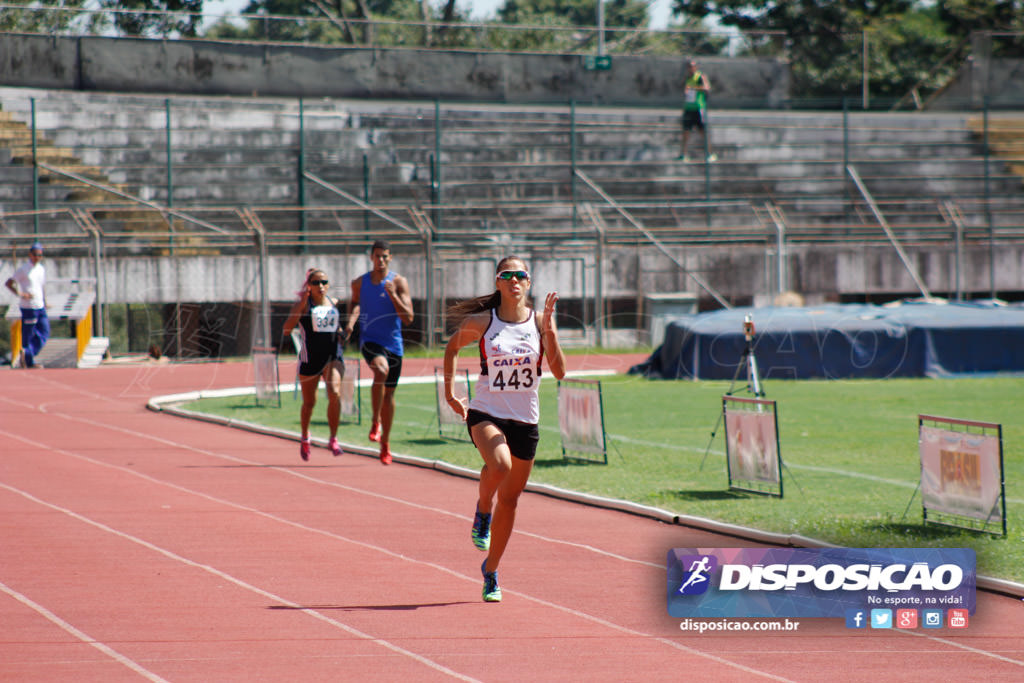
[
  {"left": 471, "top": 510, "right": 491, "bottom": 551},
  {"left": 481, "top": 559, "right": 502, "bottom": 602}
]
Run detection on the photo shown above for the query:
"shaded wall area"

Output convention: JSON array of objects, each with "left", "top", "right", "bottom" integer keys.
[{"left": 0, "top": 32, "right": 789, "bottom": 108}]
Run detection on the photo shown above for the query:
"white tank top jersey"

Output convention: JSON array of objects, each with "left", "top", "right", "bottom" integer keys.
[{"left": 469, "top": 308, "right": 544, "bottom": 424}]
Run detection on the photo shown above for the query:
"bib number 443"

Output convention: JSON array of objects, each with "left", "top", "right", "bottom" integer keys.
[{"left": 491, "top": 366, "right": 535, "bottom": 392}]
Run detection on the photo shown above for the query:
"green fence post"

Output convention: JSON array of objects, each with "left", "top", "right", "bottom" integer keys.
[
  {"left": 570, "top": 98, "right": 577, "bottom": 236},
  {"left": 298, "top": 97, "right": 306, "bottom": 250},
  {"left": 31, "top": 97, "right": 38, "bottom": 235},
  {"left": 434, "top": 98, "right": 442, "bottom": 233},
  {"left": 165, "top": 98, "right": 173, "bottom": 209},
  {"left": 165, "top": 98, "right": 174, "bottom": 255},
  {"left": 704, "top": 108, "right": 712, "bottom": 228},
  {"left": 984, "top": 96, "right": 994, "bottom": 298},
  {"left": 363, "top": 152, "right": 370, "bottom": 233},
  {"left": 843, "top": 96, "right": 851, "bottom": 227}
]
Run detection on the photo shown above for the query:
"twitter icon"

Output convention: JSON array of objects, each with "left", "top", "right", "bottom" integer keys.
[{"left": 870, "top": 609, "right": 893, "bottom": 629}]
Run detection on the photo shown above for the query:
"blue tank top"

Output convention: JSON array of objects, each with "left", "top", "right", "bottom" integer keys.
[{"left": 359, "top": 271, "right": 404, "bottom": 355}]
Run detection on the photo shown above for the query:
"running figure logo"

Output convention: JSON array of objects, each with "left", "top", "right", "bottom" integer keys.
[{"left": 677, "top": 555, "right": 717, "bottom": 595}]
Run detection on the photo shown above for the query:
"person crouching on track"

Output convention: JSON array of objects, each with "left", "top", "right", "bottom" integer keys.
[
  {"left": 442, "top": 256, "right": 566, "bottom": 602},
  {"left": 283, "top": 268, "right": 347, "bottom": 462}
]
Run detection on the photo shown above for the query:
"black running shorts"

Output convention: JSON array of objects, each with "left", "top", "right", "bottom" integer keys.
[
  {"left": 466, "top": 409, "right": 540, "bottom": 462},
  {"left": 360, "top": 341, "right": 403, "bottom": 388}
]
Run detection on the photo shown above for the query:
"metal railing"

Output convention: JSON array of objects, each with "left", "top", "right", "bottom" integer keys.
[
  {"left": 4, "top": 91, "right": 1024, "bottom": 354},
  {"left": 5, "top": 92, "right": 1022, "bottom": 237}
]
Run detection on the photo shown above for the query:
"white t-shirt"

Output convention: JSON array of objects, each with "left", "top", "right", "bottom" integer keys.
[
  {"left": 470, "top": 309, "right": 544, "bottom": 424},
  {"left": 11, "top": 260, "right": 45, "bottom": 309}
]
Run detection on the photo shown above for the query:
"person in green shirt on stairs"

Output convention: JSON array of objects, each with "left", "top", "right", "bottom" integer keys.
[{"left": 678, "top": 59, "right": 717, "bottom": 163}]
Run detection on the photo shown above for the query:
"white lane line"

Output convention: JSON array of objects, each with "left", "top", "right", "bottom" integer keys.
[
  {"left": 898, "top": 629, "right": 1024, "bottom": 667},
  {"left": 0, "top": 474, "right": 480, "bottom": 683},
  {"left": 0, "top": 580, "right": 170, "bottom": 682},
  {"left": 1, "top": 424, "right": 793, "bottom": 680},
  {"left": 45, "top": 404, "right": 665, "bottom": 569},
  {"left": 8, "top": 390, "right": 1024, "bottom": 672}
]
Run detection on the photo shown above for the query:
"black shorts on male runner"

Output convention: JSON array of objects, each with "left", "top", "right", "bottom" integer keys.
[
  {"left": 360, "top": 341, "right": 403, "bottom": 387},
  {"left": 465, "top": 409, "right": 540, "bottom": 461}
]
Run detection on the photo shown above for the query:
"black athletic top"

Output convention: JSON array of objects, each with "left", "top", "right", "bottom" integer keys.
[{"left": 296, "top": 296, "right": 343, "bottom": 376}]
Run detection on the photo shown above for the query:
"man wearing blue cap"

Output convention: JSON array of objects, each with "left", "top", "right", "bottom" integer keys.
[{"left": 5, "top": 242, "right": 49, "bottom": 368}]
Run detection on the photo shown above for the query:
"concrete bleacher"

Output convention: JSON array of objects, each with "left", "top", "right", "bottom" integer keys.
[{"left": 1, "top": 86, "right": 1022, "bottom": 248}]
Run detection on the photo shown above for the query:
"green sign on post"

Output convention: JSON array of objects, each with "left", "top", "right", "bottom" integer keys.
[{"left": 582, "top": 55, "right": 612, "bottom": 71}]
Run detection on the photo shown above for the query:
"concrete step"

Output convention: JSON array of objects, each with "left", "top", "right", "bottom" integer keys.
[{"left": 33, "top": 338, "right": 79, "bottom": 369}]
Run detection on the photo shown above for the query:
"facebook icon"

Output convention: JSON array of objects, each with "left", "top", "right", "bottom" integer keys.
[{"left": 845, "top": 609, "right": 867, "bottom": 629}]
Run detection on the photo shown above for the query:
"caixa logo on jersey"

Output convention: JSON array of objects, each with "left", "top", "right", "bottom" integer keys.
[
  {"left": 666, "top": 548, "right": 976, "bottom": 619},
  {"left": 490, "top": 354, "right": 533, "bottom": 368}
]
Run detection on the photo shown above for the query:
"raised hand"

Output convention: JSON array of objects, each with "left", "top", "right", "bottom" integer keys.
[{"left": 541, "top": 291, "right": 559, "bottom": 336}]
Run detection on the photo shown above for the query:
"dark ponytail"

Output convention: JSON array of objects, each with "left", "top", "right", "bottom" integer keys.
[{"left": 447, "top": 291, "right": 501, "bottom": 326}]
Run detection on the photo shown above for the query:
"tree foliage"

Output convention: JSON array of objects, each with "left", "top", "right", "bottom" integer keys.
[
  {"left": 669, "top": 0, "right": 1024, "bottom": 101},
  {"left": 498, "top": 0, "right": 647, "bottom": 29},
  {"left": 97, "top": 0, "right": 204, "bottom": 38},
  {"left": 204, "top": 0, "right": 469, "bottom": 46},
  {"left": 0, "top": 0, "right": 98, "bottom": 33},
  {"left": 206, "top": 0, "right": 650, "bottom": 51},
  {"left": 936, "top": 0, "right": 1024, "bottom": 56},
  {"left": 936, "top": 0, "right": 1024, "bottom": 38}
]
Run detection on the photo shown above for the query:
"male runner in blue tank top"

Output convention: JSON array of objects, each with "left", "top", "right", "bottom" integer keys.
[{"left": 344, "top": 240, "right": 414, "bottom": 465}]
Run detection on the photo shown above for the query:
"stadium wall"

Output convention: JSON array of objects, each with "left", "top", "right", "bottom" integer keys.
[
  {"left": 34, "top": 241, "right": 1024, "bottom": 311},
  {"left": 8, "top": 241, "right": 1024, "bottom": 357},
  {"left": 0, "top": 32, "right": 789, "bottom": 108}
]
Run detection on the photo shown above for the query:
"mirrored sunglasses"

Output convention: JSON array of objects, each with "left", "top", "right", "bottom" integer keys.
[{"left": 496, "top": 270, "right": 530, "bottom": 281}]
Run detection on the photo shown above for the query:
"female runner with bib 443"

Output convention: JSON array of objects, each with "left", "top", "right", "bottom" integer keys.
[{"left": 443, "top": 257, "right": 566, "bottom": 602}]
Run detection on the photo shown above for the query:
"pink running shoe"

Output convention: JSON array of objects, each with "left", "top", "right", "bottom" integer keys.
[
  {"left": 368, "top": 422, "right": 382, "bottom": 443},
  {"left": 299, "top": 438, "right": 311, "bottom": 462},
  {"left": 379, "top": 443, "right": 393, "bottom": 465},
  {"left": 328, "top": 436, "right": 343, "bottom": 457}
]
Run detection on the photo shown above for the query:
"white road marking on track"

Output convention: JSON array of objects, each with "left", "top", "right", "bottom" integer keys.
[
  {"left": 0, "top": 580, "right": 170, "bottom": 682},
  {"left": 898, "top": 629, "right": 1024, "bottom": 667},
  {"left": 7, "top": 384, "right": 1024, "bottom": 672},
  {"left": 0, "top": 475, "right": 481, "bottom": 683},
  {"left": 1, "top": 421, "right": 794, "bottom": 681},
  {"left": 40, "top": 399, "right": 666, "bottom": 570}
]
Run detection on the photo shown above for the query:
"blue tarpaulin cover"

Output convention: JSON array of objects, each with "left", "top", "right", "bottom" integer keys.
[{"left": 630, "top": 302, "right": 1024, "bottom": 380}]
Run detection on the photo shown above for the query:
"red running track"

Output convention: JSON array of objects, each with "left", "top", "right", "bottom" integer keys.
[{"left": 1, "top": 356, "right": 1023, "bottom": 682}]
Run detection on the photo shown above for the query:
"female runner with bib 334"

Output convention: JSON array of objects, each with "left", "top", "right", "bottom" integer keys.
[
  {"left": 443, "top": 257, "right": 566, "bottom": 602},
  {"left": 283, "top": 268, "right": 347, "bottom": 462}
]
